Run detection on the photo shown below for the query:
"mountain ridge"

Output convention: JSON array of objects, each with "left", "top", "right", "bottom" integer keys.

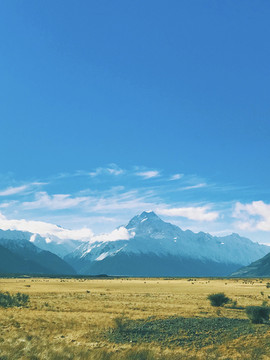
[
  {"left": 0, "top": 212, "right": 269, "bottom": 276},
  {"left": 64, "top": 211, "right": 270, "bottom": 276}
]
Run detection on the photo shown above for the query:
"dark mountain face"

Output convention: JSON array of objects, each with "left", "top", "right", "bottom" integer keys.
[
  {"left": 231, "top": 252, "right": 270, "bottom": 277},
  {"left": 0, "top": 231, "right": 75, "bottom": 275},
  {"left": 70, "top": 252, "right": 243, "bottom": 277},
  {"left": 0, "top": 244, "right": 50, "bottom": 274},
  {"left": 65, "top": 211, "right": 270, "bottom": 277}
]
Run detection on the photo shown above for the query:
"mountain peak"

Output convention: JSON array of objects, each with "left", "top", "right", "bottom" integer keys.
[
  {"left": 126, "top": 211, "right": 161, "bottom": 229},
  {"left": 140, "top": 211, "right": 160, "bottom": 219}
]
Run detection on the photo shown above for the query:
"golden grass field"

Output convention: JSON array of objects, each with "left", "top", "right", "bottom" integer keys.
[{"left": 0, "top": 277, "right": 270, "bottom": 360}]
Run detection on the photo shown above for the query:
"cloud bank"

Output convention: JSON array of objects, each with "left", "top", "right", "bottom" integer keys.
[
  {"left": 0, "top": 212, "right": 93, "bottom": 241},
  {"left": 233, "top": 201, "right": 270, "bottom": 231},
  {"left": 157, "top": 206, "right": 219, "bottom": 221},
  {"left": 90, "top": 226, "right": 134, "bottom": 243}
]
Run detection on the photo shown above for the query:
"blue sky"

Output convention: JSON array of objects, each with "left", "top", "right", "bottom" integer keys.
[{"left": 0, "top": 1, "right": 270, "bottom": 243}]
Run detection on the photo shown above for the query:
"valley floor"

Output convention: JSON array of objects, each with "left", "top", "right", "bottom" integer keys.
[{"left": 0, "top": 277, "right": 270, "bottom": 359}]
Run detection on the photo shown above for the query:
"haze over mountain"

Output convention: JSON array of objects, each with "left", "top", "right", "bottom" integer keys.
[
  {"left": 65, "top": 212, "right": 270, "bottom": 277},
  {"left": 231, "top": 252, "right": 270, "bottom": 277}
]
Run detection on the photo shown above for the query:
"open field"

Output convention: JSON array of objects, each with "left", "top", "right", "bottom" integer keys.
[{"left": 0, "top": 277, "right": 270, "bottom": 359}]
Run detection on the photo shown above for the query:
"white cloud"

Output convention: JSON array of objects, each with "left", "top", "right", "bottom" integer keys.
[
  {"left": 22, "top": 192, "right": 89, "bottom": 210},
  {"left": 156, "top": 206, "right": 219, "bottom": 221},
  {"left": 90, "top": 226, "right": 134, "bottom": 243},
  {"left": 0, "top": 212, "right": 93, "bottom": 241},
  {"left": 0, "top": 185, "right": 28, "bottom": 196},
  {"left": 233, "top": 201, "right": 270, "bottom": 232},
  {"left": 170, "top": 174, "right": 183, "bottom": 181},
  {"left": 136, "top": 171, "right": 160, "bottom": 179},
  {"left": 0, "top": 213, "right": 132, "bottom": 243}
]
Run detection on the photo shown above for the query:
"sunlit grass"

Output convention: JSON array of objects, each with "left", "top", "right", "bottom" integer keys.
[{"left": 0, "top": 277, "right": 270, "bottom": 359}]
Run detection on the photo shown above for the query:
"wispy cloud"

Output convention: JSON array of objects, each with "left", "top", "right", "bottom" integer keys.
[
  {"left": 179, "top": 183, "right": 207, "bottom": 191},
  {"left": 1, "top": 164, "right": 268, "bottom": 243},
  {"left": 136, "top": 170, "right": 160, "bottom": 179},
  {"left": 0, "top": 200, "right": 18, "bottom": 208},
  {"left": 107, "top": 168, "right": 124, "bottom": 176},
  {"left": 170, "top": 174, "right": 183, "bottom": 181},
  {"left": 0, "top": 185, "right": 29, "bottom": 196},
  {"left": 22, "top": 192, "right": 89, "bottom": 210},
  {"left": 0, "top": 182, "right": 46, "bottom": 197},
  {"left": 89, "top": 164, "right": 124, "bottom": 177},
  {"left": 91, "top": 190, "right": 157, "bottom": 213}
]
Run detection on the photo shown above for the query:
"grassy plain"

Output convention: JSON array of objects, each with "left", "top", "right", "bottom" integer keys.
[{"left": 0, "top": 277, "right": 270, "bottom": 359}]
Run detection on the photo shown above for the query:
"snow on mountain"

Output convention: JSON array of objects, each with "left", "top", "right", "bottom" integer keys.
[
  {"left": 65, "top": 211, "right": 270, "bottom": 276},
  {"left": 29, "top": 233, "right": 82, "bottom": 258},
  {"left": 0, "top": 229, "right": 75, "bottom": 275},
  {"left": 1, "top": 212, "right": 269, "bottom": 276},
  {"left": 0, "top": 229, "right": 39, "bottom": 253},
  {"left": 0, "top": 228, "right": 81, "bottom": 258}
]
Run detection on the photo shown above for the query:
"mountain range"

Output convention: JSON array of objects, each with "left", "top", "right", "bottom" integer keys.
[
  {"left": 0, "top": 212, "right": 269, "bottom": 277},
  {"left": 65, "top": 211, "right": 269, "bottom": 276}
]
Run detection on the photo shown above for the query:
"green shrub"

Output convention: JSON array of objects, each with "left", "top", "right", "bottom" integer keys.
[
  {"left": 245, "top": 306, "right": 270, "bottom": 324},
  {"left": 113, "top": 317, "right": 127, "bottom": 333},
  {"left": 107, "top": 316, "right": 267, "bottom": 348},
  {"left": 0, "top": 291, "right": 29, "bottom": 308},
  {"left": 207, "top": 293, "right": 231, "bottom": 307}
]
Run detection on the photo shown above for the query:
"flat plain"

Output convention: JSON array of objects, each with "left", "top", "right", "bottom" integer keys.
[{"left": 0, "top": 277, "right": 270, "bottom": 360}]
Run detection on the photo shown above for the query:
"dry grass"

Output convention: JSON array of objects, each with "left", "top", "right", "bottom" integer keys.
[{"left": 0, "top": 277, "right": 270, "bottom": 359}]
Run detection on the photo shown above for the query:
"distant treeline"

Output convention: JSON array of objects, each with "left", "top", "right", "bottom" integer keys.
[{"left": 0, "top": 273, "right": 111, "bottom": 279}]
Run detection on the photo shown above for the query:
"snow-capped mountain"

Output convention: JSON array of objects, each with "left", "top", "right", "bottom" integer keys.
[
  {"left": 65, "top": 211, "right": 270, "bottom": 276},
  {"left": 29, "top": 233, "right": 83, "bottom": 258},
  {"left": 0, "top": 229, "right": 75, "bottom": 275},
  {"left": 1, "top": 212, "right": 269, "bottom": 276},
  {"left": 0, "top": 229, "right": 34, "bottom": 250}
]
